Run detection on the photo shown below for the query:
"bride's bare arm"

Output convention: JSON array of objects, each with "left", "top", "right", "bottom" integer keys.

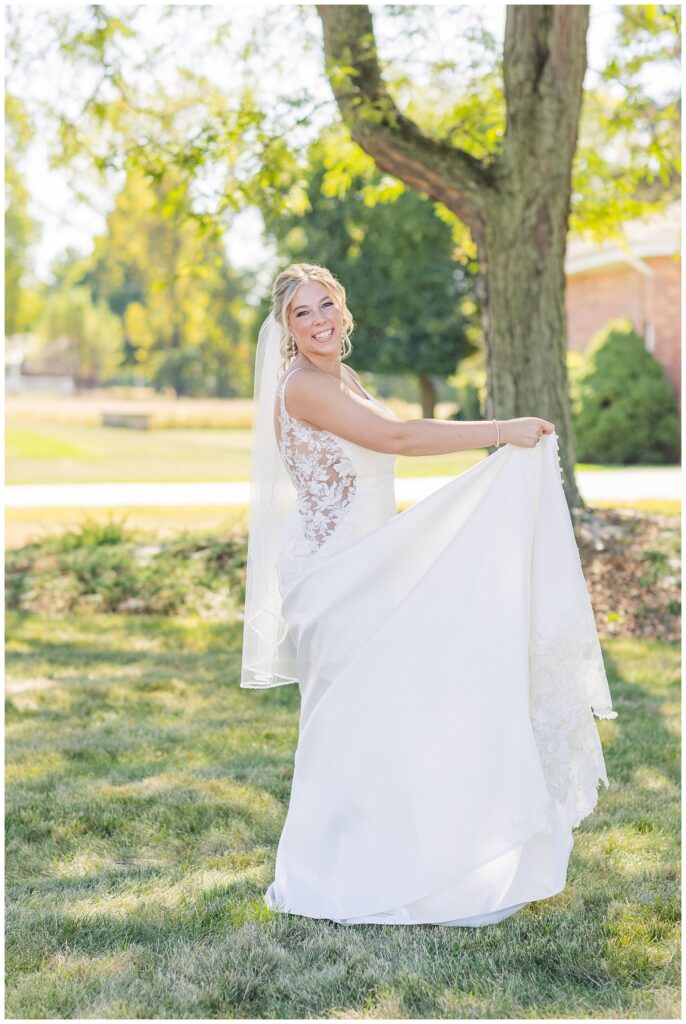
[{"left": 284, "top": 369, "right": 554, "bottom": 455}]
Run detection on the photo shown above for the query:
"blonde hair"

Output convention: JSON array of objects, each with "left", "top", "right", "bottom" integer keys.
[{"left": 271, "top": 262, "right": 354, "bottom": 374}]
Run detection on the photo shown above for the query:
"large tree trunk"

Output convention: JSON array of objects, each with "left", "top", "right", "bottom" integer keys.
[
  {"left": 417, "top": 373, "right": 437, "bottom": 419},
  {"left": 317, "top": 4, "right": 589, "bottom": 509},
  {"left": 476, "top": 205, "right": 578, "bottom": 485}
]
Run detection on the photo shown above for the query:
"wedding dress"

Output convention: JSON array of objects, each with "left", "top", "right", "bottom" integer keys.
[{"left": 246, "top": 365, "right": 617, "bottom": 928}]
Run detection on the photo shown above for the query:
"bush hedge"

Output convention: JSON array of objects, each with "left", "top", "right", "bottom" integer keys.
[{"left": 571, "top": 319, "right": 680, "bottom": 465}]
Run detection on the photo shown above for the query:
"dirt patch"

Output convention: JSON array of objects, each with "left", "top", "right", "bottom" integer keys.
[{"left": 573, "top": 507, "right": 681, "bottom": 643}]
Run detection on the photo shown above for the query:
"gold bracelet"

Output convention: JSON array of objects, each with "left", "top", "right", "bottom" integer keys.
[{"left": 492, "top": 419, "right": 500, "bottom": 447}]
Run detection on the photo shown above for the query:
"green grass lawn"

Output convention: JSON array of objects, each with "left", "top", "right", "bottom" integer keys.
[
  {"left": 5, "top": 610, "right": 680, "bottom": 1019},
  {"left": 6, "top": 422, "right": 255, "bottom": 484},
  {"left": 10, "top": 421, "right": 669, "bottom": 485},
  {"left": 6, "top": 421, "right": 487, "bottom": 483}
]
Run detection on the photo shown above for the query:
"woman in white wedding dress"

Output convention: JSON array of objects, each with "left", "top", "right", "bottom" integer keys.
[{"left": 240, "top": 262, "right": 617, "bottom": 928}]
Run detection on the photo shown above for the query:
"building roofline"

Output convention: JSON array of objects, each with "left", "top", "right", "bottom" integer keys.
[{"left": 565, "top": 204, "right": 681, "bottom": 276}]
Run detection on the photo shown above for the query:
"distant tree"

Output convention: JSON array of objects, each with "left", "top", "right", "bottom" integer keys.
[
  {"left": 37, "top": 286, "right": 124, "bottom": 385},
  {"left": 79, "top": 168, "right": 255, "bottom": 397},
  {"left": 5, "top": 93, "right": 40, "bottom": 334}
]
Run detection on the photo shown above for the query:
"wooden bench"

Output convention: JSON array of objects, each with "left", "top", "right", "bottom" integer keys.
[{"left": 102, "top": 411, "right": 151, "bottom": 430}]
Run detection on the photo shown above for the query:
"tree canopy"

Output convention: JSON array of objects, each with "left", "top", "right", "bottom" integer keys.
[
  {"left": 4, "top": 4, "right": 680, "bottom": 467},
  {"left": 260, "top": 127, "right": 481, "bottom": 416}
]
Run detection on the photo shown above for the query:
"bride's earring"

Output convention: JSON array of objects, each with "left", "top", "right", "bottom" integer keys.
[{"left": 288, "top": 333, "right": 297, "bottom": 356}]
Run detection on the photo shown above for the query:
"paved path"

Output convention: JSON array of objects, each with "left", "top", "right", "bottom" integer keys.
[{"left": 5, "top": 467, "right": 681, "bottom": 508}]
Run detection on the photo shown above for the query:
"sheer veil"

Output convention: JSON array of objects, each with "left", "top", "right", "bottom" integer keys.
[{"left": 240, "top": 312, "right": 298, "bottom": 688}]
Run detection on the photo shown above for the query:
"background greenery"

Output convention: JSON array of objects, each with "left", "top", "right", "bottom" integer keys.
[
  {"left": 5, "top": 6, "right": 681, "bottom": 427},
  {"left": 571, "top": 320, "right": 681, "bottom": 465}
]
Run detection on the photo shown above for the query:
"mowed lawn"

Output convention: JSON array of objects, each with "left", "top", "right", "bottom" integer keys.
[
  {"left": 5, "top": 608, "right": 680, "bottom": 1019},
  {"left": 6, "top": 420, "right": 485, "bottom": 483},
  {"left": 6, "top": 419, "right": 654, "bottom": 486},
  {"left": 7, "top": 393, "right": 485, "bottom": 482},
  {"left": 6, "top": 422, "right": 256, "bottom": 484}
]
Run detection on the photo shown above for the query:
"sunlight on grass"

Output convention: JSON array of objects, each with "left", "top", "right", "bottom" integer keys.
[
  {"left": 594, "top": 826, "right": 675, "bottom": 877},
  {"left": 63, "top": 863, "right": 269, "bottom": 920},
  {"left": 100, "top": 773, "right": 284, "bottom": 819},
  {"left": 7, "top": 425, "right": 99, "bottom": 462},
  {"left": 632, "top": 766, "right": 677, "bottom": 793},
  {"left": 5, "top": 675, "right": 60, "bottom": 696},
  {"left": 6, "top": 421, "right": 254, "bottom": 484},
  {"left": 5, "top": 749, "right": 68, "bottom": 784},
  {"left": 45, "top": 949, "right": 135, "bottom": 980},
  {"left": 592, "top": 499, "right": 681, "bottom": 516},
  {"left": 605, "top": 900, "right": 679, "bottom": 972},
  {"left": 659, "top": 700, "right": 680, "bottom": 734},
  {"left": 5, "top": 610, "right": 679, "bottom": 1019}
]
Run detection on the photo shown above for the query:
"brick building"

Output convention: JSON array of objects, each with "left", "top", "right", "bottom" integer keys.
[{"left": 565, "top": 204, "right": 681, "bottom": 407}]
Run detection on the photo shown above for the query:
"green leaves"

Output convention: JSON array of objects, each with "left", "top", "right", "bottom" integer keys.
[
  {"left": 571, "top": 5, "right": 680, "bottom": 236},
  {"left": 261, "top": 122, "right": 481, "bottom": 389},
  {"left": 5, "top": 92, "right": 40, "bottom": 334}
]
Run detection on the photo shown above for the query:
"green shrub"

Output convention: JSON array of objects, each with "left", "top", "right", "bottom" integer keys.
[
  {"left": 572, "top": 319, "right": 680, "bottom": 465},
  {"left": 5, "top": 519, "right": 248, "bottom": 617},
  {"left": 450, "top": 380, "right": 482, "bottom": 421},
  {"left": 447, "top": 368, "right": 486, "bottom": 421},
  {"left": 62, "top": 546, "right": 140, "bottom": 609},
  {"left": 47, "top": 516, "right": 131, "bottom": 552}
]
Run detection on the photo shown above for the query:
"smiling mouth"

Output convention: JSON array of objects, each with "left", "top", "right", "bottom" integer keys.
[{"left": 312, "top": 328, "right": 335, "bottom": 341}]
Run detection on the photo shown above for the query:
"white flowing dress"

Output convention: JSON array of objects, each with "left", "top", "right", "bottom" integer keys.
[{"left": 263, "top": 366, "right": 617, "bottom": 927}]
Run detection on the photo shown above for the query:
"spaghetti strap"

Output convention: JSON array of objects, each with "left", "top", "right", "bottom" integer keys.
[
  {"left": 282, "top": 364, "right": 309, "bottom": 391},
  {"left": 284, "top": 366, "right": 308, "bottom": 382},
  {"left": 282, "top": 364, "right": 371, "bottom": 405},
  {"left": 280, "top": 367, "right": 309, "bottom": 418}
]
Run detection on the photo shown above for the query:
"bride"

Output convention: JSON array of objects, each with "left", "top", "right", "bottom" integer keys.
[{"left": 240, "top": 262, "right": 617, "bottom": 927}]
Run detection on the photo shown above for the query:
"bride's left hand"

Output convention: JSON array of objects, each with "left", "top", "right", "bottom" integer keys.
[{"left": 500, "top": 417, "right": 555, "bottom": 448}]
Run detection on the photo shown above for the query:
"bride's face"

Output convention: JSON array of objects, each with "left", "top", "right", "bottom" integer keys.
[{"left": 288, "top": 281, "right": 343, "bottom": 360}]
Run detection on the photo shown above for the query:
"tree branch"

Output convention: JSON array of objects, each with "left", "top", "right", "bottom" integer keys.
[{"left": 316, "top": 4, "right": 494, "bottom": 232}]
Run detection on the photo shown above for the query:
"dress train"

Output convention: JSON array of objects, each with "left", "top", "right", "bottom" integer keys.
[{"left": 262, "top": 426, "right": 615, "bottom": 926}]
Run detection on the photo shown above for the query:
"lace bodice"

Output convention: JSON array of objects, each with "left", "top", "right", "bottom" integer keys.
[
  {"left": 275, "top": 367, "right": 359, "bottom": 549},
  {"left": 274, "top": 366, "right": 397, "bottom": 596}
]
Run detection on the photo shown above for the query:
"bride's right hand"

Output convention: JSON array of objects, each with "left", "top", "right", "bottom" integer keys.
[{"left": 500, "top": 417, "right": 555, "bottom": 448}]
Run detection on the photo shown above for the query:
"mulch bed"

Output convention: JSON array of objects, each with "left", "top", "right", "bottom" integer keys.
[{"left": 573, "top": 507, "right": 681, "bottom": 644}]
